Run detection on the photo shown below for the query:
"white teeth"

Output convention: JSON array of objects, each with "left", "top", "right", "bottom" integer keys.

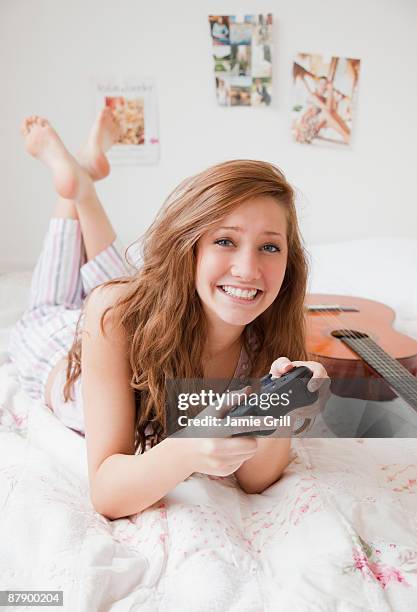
[{"left": 221, "top": 285, "right": 258, "bottom": 299}]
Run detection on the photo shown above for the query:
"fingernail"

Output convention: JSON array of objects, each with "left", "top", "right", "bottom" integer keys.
[{"left": 308, "top": 381, "right": 318, "bottom": 392}]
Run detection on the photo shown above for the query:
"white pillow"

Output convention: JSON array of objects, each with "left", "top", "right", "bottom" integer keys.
[{"left": 306, "top": 237, "right": 417, "bottom": 339}]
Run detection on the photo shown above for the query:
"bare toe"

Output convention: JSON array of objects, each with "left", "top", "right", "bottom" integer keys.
[
  {"left": 21, "top": 117, "right": 88, "bottom": 200},
  {"left": 20, "top": 120, "right": 29, "bottom": 135}
]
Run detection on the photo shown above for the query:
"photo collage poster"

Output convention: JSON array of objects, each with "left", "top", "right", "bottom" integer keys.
[
  {"left": 291, "top": 54, "right": 361, "bottom": 147},
  {"left": 94, "top": 77, "right": 160, "bottom": 164},
  {"left": 209, "top": 14, "right": 273, "bottom": 107}
]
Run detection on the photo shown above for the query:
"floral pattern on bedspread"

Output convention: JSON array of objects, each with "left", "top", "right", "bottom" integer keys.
[
  {"left": 345, "top": 535, "right": 411, "bottom": 590},
  {"left": 0, "top": 361, "right": 29, "bottom": 436},
  {"left": 381, "top": 463, "right": 417, "bottom": 493},
  {"left": 2, "top": 354, "right": 417, "bottom": 611}
]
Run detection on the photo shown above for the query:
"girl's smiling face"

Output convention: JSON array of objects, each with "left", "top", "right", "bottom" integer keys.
[{"left": 195, "top": 196, "right": 288, "bottom": 329}]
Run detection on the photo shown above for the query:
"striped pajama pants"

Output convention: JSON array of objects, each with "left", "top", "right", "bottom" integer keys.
[{"left": 8, "top": 217, "right": 132, "bottom": 404}]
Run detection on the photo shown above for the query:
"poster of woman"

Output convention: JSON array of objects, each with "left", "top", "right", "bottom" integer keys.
[{"left": 291, "top": 53, "right": 360, "bottom": 146}]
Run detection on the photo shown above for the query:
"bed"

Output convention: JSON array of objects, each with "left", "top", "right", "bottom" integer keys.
[{"left": 1, "top": 237, "right": 417, "bottom": 611}]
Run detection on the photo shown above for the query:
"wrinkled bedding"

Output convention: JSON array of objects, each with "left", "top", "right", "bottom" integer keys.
[{"left": 1, "top": 270, "right": 417, "bottom": 611}]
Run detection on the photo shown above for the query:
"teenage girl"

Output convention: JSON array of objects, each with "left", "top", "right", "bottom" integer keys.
[{"left": 8, "top": 112, "right": 329, "bottom": 520}]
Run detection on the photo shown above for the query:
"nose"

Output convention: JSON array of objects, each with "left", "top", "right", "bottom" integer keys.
[{"left": 230, "top": 248, "right": 261, "bottom": 282}]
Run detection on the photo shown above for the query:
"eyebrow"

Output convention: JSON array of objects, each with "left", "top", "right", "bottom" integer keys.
[{"left": 215, "top": 226, "right": 284, "bottom": 237}]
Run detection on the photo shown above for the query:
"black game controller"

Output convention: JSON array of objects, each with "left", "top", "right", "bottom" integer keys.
[{"left": 228, "top": 366, "right": 319, "bottom": 437}]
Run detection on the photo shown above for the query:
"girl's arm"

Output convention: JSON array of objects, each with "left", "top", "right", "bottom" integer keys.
[
  {"left": 235, "top": 357, "right": 330, "bottom": 494},
  {"left": 82, "top": 285, "right": 192, "bottom": 520},
  {"left": 234, "top": 436, "right": 291, "bottom": 494},
  {"left": 92, "top": 440, "right": 193, "bottom": 520}
]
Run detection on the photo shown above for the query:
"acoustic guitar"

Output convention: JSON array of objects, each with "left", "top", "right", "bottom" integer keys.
[{"left": 305, "top": 294, "right": 417, "bottom": 410}]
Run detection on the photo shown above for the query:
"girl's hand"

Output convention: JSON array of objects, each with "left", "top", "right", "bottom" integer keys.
[
  {"left": 179, "top": 436, "right": 259, "bottom": 477},
  {"left": 269, "top": 357, "right": 331, "bottom": 423},
  {"left": 171, "top": 385, "right": 261, "bottom": 476}
]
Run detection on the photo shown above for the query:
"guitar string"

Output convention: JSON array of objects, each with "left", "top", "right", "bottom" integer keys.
[
  {"left": 309, "top": 310, "right": 417, "bottom": 405},
  {"left": 307, "top": 305, "right": 417, "bottom": 399},
  {"left": 306, "top": 303, "right": 417, "bottom": 401},
  {"left": 313, "top": 307, "right": 417, "bottom": 390},
  {"left": 290, "top": 297, "right": 413, "bottom": 433},
  {"left": 305, "top": 301, "right": 413, "bottom": 378},
  {"left": 358, "top": 338, "right": 417, "bottom": 400}
]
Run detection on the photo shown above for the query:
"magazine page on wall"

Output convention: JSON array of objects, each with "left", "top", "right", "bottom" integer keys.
[
  {"left": 209, "top": 13, "right": 273, "bottom": 107},
  {"left": 93, "top": 76, "right": 160, "bottom": 164}
]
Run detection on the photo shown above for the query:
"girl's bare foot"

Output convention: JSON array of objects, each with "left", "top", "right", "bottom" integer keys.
[
  {"left": 77, "top": 108, "right": 121, "bottom": 181},
  {"left": 21, "top": 116, "right": 93, "bottom": 201}
]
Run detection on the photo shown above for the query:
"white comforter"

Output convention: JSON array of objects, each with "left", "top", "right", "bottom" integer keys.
[{"left": 1, "top": 270, "right": 417, "bottom": 611}]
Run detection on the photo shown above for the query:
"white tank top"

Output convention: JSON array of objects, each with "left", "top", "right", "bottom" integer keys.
[
  {"left": 50, "top": 365, "right": 154, "bottom": 446},
  {"left": 49, "top": 330, "right": 258, "bottom": 439}
]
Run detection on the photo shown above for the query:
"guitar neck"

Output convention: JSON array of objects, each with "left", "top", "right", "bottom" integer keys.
[{"left": 342, "top": 334, "right": 417, "bottom": 410}]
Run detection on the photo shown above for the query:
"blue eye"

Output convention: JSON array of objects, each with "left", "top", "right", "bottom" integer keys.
[
  {"left": 263, "top": 244, "right": 281, "bottom": 253},
  {"left": 215, "top": 239, "right": 234, "bottom": 247},
  {"left": 214, "top": 239, "right": 281, "bottom": 252}
]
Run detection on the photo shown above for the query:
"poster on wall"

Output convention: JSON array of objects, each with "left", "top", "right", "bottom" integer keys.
[
  {"left": 291, "top": 53, "right": 361, "bottom": 147},
  {"left": 209, "top": 14, "right": 273, "bottom": 107},
  {"left": 93, "top": 77, "right": 159, "bottom": 164}
]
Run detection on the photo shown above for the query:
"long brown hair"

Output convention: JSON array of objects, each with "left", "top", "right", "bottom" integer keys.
[{"left": 63, "top": 159, "right": 309, "bottom": 454}]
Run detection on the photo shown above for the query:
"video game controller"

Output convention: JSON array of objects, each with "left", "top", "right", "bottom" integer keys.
[{"left": 228, "top": 366, "right": 319, "bottom": 437}]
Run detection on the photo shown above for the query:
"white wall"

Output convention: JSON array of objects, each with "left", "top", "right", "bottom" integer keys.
[{"left": 1, "top": 0, "right": 416, "bottom": 269}]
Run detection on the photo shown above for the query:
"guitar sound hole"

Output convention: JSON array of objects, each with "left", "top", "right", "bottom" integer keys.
[{"left": 331, "top": 329, "right": 369, "bottom": 340}]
